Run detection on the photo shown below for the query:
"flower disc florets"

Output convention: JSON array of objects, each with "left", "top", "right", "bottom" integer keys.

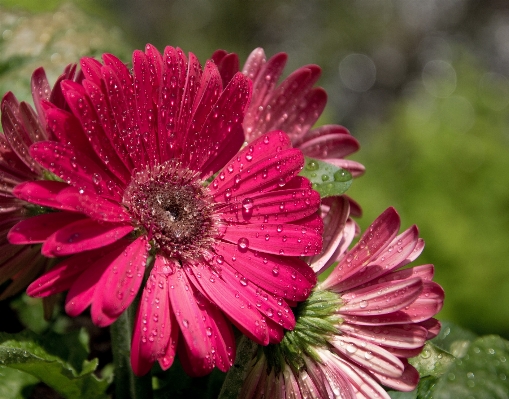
[{"left": 124, "top": 161, "right": 219, "bottom": 260}]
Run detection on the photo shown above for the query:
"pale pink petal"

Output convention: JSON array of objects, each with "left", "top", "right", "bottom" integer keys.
[
  {"left": 332, "top": 226, "right": 420, "bottom": 292},
  {"left": 321, "top": 207, "right": 401, "bottom": 291},
  {"left": 241, "top": 48, "right": 266, "bottom": 81},
  {"left": 324, "top": 158, "right": 366, "bottom": 177},
  {"left": 370, "top": 360, "right": 419, "bottom": 392},
  {"left": 308, "top": 196, "right": 350, "bottom": 274},
  {"left": 298, "top": 128, "right": 360, "bottom": 159},
  {"left": 339, "top": 322, "right": 428, "bottom": 350},
  {"left": 41, "top": 218, "right": 133, "bottom": 256},
  {"left": 330, "top": 335, "right": 404, "bottom": 378},
  {"left": 340, "top": 278, "right": 423, "bottom": 316},
  {"left": 8, "top": 212, "right": 86, "bottom": 244}
]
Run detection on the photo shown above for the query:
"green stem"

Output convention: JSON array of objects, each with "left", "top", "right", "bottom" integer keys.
[
  {"left": 111, "top": 304, "right": 153, "bottom": 399},
  {"left": 217, "top": 336, "right": 258, "bottom": 399}
]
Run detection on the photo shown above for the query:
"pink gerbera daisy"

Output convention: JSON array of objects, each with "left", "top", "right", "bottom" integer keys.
[
  {"left": 212, "top": 48, "right": 365, "bottom": 179},
  {"left": 10, "top": 45, "right": 323, "bottom": 376},
  {"left": 241, "top": 199, "right": 444, "bottom": 398},
  {"left": 0, "top": 64, "right": 81, "bottom": 304}
]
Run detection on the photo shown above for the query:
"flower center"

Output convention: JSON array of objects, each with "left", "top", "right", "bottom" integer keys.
[{"left": 124, "top": 161, "right": 219, "bottom": 260}]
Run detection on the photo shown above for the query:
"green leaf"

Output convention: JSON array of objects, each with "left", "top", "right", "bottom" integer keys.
[
  {"left": 0, "top": 330, "right": 108, "bottom": 399},
  {"left": 409, "top": 342, "right": 455, "bottom": 378},
  {"left": 0, "top": 366, "right": 38, "bottom": 399},
  {"left": 431, "top": 320, "right": 477, "bottom": 357},
  {"left": 299, "top": 157, "right": 352, "bottom": 198},
  {"left": 430, "top": 335, "right": 509, "bottom": 399}
]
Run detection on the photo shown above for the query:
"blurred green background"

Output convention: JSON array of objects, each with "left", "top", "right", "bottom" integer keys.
[{"left": 1, "top": 0, "right": 509, "bottom": 340}]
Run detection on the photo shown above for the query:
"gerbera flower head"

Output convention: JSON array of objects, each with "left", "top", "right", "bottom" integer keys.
[
  {"left": 11, "top": 45, "right": 323, "bottom": 376},
  {"left": 0, "top": 64, "right": 80, "bottom": 303},
  {"left": 212, "top": 48, "right": 365, "bottom": 179},
  {"left": 241, "top": 199, "right": 444, "bottom": 398}
]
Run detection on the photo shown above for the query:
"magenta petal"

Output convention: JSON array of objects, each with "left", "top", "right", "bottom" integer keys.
[
  {"left": 371, "top": 361, "right": 419, "bottom": 392},
  {"left": 340, "top": 278, "right": 423, "bottom": 316},
  {"left": 42, "top": 218, "right": 133, "bottom": 256},
  {"left": 187, "top": 262, "right": 270, "bottom": 345},
  {"left": 298, "top": 130, "right": 360, "bottom": 159},
  {"left": 213, "top": 241, "right": 315, "bottom": 301},
  {"left": 56, "top": 187, "right": 131, "bottom": 222},
  {"left": 13, "top": 181, "right": 74, "bottom": 210},
  {"left": 91, "top": 236, "right": 148, "bottom": 325},
  {"left": 166, "top": 267, "right": 217, "bottom": 374},
  {"left": 8, "top": 212, "right": 86, "bottom": 244},
  {"left": 221, "top": 221, "right": 322, "bottom": 256},
  {"left": 219, "top": 184, "right": 320, "bottom": 224},
  {"left": 26, "top": 244, "right": 117, "bottom": 297},
  {"left": 209, "top": 130, "right": 293, "bottom": 197},
  {"left": 64, "top": 242, "right": 129, "bottom": 317},
  {"left": 30, "top": 141, "right": 123, "bottom": 201},
  {"left": 131, "top": 256, "right": 177, "bottom": 376}
]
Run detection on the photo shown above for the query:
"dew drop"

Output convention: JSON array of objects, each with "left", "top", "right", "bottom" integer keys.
[
  {"left": 240, "top": 277, "right": 248, "bottom": 286},
  {"left": 359, "top": 300, "right": 368, "bottom": 309},
  {"left": 237, "top": 237, "right": 249, "bottom": 250},
  {"left": 334, "top": 169, "right": 351, "bottom": 182},
  {"left": 306, "top": 160, "right": 319, "bottom": 171}
]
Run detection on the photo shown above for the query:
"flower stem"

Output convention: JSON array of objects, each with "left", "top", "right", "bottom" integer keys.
[
  {"left": 111, "top": 304, "right": 153, "bottom": 399},
  {"left": 218, "top": 335, "right": 258, "bottom": 399}
]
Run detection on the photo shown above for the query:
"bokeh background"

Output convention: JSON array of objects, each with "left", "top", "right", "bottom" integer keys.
[{"left": 1, "top": 0, "right": 509, "bottom": 343}]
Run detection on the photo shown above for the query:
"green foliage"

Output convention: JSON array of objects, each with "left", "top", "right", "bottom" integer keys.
[
  {"left": 0, "top": 329, "right": 108, "bottom": 399},
  {"left": 299, "top": 157, "right": 353, "bottom": 197}
]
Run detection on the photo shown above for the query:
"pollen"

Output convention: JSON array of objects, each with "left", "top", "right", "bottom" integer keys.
[{"left": 123, "top": 161, "right": 220, "bottom": 260}]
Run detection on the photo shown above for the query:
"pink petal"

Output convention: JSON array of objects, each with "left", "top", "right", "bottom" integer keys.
[
  {"left": 213, "top": 241, "right": 315, "bottom": 301},
  {"left": 156, "top": 46, "right": 187, "bottom": 162},
  {"left": 322, "top": 207, "right": 401, "bottom": 291},
  {"left": 215, "top": 52, "right": 240, "bottom": 88},
  {"left": 80, "top": 57, "right": 103, "bottom": 85},
  {"left": 131, "top": 256, "right": 178, "bottom": 376},
  {"left": 379, "top": 264, "right": 435, "bottom": 284},
  {"left": 419, "top": 318, "right": 441, "bottom": 339},
  {"left": 218, "top": 183, "right": 320, "bottom": 224},
  {"left": 187, "top": 72, "right": 251, "bottom": 172},
  {"left": 221, "top": 221, "right": 322, "bottom": 257},
  {"left": 186, "top": 262, "right": 270, "bottom": 345},
  {"left": 64, "top": 241, "right": 130, "bottom": 317},
  {"left": 56, "top": 186, "right": 131, "bottom": 222},
  {"left": 132, "top": 50, "right": 159, "bottom": 167},
  {"left": 213, "top": 147, "right": 304, "bottom": 203},
  {"left": 91, "top": 236, "right": 148, "bottom": 326},
  {"left": 27, "top": 243, "right": 121, "bottom": 297},
  {"left": 61, "top": 80, "right": 131, "bottom": 183},
  {"left": 19, "top": 102, "right": 47, "bottom": 143},
  {"left": 13, "top": 181, "right": 75, "bottom": 210},
  {"left": 30, "top": 141, "right": 123, "bottom": 201},
  {"left": 82, "top": 79, "right": 134, "bottom": 171},
  {"left": 8, "top": 212, "right": 86, "bottom": 244},
  {"left": 167, "top": 266, "right": 226, "bottom": 375},
  {"left": 41, "top": 218, "right": 133, "bottom": 256},
  {"left": 340, "top": 278, "right": 423, "bottom": 316},
  {"left": 324, "top": 158, "right": 366, "bottom": 177},
  {"left": 330, "top": 335, "right": 404, "bottom": 378}
]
